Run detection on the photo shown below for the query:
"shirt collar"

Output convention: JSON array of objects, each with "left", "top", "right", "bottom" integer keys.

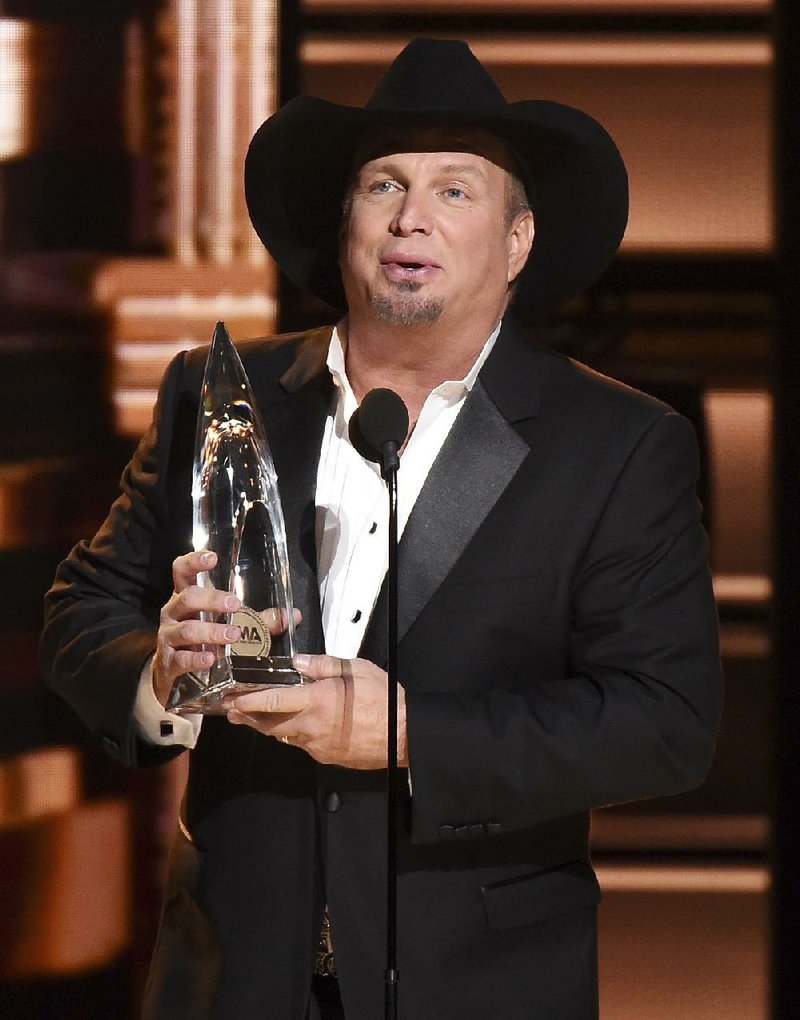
[{"left": 325, "top": 319, "right": 502, "bottom": 413}]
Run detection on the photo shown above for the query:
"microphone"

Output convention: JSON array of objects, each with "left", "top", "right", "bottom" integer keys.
[
  {"left": 348, "top": 387, "right": 409, "bottom": 1019},
  {"left": 349, "top": 388, "right": 409, "bottom": 478}
]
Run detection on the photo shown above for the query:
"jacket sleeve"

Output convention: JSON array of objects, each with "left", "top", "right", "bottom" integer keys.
[
  {"left": 405, "top": 411, "right": 723, "bottom": 844},
  {"left": 39, "top": 352, "right": 190, "bottom": 768}
]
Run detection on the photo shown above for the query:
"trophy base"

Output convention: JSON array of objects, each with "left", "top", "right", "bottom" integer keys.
[{"left": 167, "top": 656, "right": 312, "bottom": 716}]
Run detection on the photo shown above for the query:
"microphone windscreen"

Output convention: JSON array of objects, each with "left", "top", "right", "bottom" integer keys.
[
  {"left": 351, "top": 387, "right": 410, "bottom": 461},
  {"left": 356, "top": 388, "right": 409, "bottom": 455},
  {"left": 349, "top": 407, "right": 380, "bottom": 463}
]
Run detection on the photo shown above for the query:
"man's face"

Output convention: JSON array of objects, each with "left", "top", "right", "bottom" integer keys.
[{"left": 339, "top": 130, "right": 533, "bottom": 329}]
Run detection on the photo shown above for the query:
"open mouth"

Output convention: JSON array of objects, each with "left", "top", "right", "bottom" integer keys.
[
  {"left": 379, "top": 256, "right": 440, "bottom": 283},
  {"left": 382, "top": 258, "right": 438, "bottom": 272}
]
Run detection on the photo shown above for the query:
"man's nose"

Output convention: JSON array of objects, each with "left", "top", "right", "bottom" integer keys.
[{"left": 390, "top": 188, "right": 433, "bottom": 236}]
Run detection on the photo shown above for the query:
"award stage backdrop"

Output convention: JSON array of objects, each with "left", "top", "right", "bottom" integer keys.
[{"left": 0, "top": 2, "right": 776, "bottom": 1017}]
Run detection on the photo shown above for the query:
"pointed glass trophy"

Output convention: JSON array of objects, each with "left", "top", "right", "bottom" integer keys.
[{"left": 167, "top": 321, "right": 310, "bottom": 715}]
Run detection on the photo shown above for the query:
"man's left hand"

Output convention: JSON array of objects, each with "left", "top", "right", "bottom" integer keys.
[{"left": 226, "top": 653, "right": 408, "bottom": 770}]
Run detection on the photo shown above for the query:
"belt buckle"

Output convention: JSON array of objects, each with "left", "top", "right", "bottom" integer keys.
[{"left": 314, "top": 906, "right": 336, "bottom": 977}]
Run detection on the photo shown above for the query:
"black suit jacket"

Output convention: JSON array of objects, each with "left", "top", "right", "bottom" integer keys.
[{"left": 41, "top": 318, "right": 722, "bottom": 1019}]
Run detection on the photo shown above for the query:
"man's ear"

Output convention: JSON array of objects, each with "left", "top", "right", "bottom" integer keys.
[{"left": 507, "top": 210, "right": 535, "bottom": 284}]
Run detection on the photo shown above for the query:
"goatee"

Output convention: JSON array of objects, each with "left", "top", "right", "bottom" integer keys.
[{"left": 370, "top": 282, "right": 443, "bottom": 326}]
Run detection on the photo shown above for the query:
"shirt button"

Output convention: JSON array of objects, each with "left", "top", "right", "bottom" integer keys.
[
  {"left": 323, "top": 791, "right": 342, "bottom": 813},
  {"left": 351, "top": 609, "right": 362, "bottom": 623},
  {"left": 368, "top": 521, "right": 377, "bottom": 534},
  {"left": 100, "top": 735, "right": 120, "bottom": 756}
]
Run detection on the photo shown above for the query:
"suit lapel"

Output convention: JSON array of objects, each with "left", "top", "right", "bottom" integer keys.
[
  {"left": 259, "top": 329, "right": 333, "bottom": 656},
  {"left": 256, "top": 320, "right": 547, "bottom": 665},
  {"left": 360, "top": 319, "right": 542, "bottom": 667}
]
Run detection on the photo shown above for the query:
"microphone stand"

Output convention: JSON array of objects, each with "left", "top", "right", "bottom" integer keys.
[
  {"left": 382, "top": 440, "right": 400, "bottom": 1020},
  {"left": 349, "top": 390, "right": 407, "bottom": 1020}
]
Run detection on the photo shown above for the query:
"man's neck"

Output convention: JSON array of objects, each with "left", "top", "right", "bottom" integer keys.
[{"left": 341, "top": 312, "right": 502, "bottom": 423}]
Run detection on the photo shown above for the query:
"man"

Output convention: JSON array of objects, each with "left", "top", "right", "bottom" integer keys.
[{"left": 40, "top": 39, "right": 722, "bottom": 1019}]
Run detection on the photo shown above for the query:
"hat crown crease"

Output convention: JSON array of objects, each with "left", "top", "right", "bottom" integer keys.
[{"left": 366, "top": 39, "right": 508, "bottom": 114}]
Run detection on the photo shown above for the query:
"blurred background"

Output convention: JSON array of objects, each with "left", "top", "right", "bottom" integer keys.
[{"left": 0, "top": 1, "right": 790, "bottom": 1016}]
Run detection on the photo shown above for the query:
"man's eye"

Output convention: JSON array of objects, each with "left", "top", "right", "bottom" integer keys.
[
  {"left": 443, "top": 187, "right": 467, "bottom": 200},
  {"left": 371, "top": 180, "right": 398, "bottom": 194}
]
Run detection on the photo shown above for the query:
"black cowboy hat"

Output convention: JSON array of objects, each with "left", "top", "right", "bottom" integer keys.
[{"left": 244, "top": 38, "right": 628, "bottom": 319}]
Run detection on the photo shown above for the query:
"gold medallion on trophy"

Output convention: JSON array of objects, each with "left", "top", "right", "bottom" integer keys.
[{"left": 230, "top": 606, "right": 272, "bottom": 658}]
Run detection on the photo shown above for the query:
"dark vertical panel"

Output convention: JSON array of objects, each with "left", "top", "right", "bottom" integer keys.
[
  {"left": 0, "top": 4, "right": 133, "bottom": 254},
  {"left": 772, "top": 1, "right": 800, "bottom": 1016},
  {"left": 277, "top": 0, "right": 338, "bottom": 332},
  {"left": 277, "top": 0, "right": 310, "bottom": 333},
  {"left": 279, "top": 0, "right": 302, "bottom": 107}
]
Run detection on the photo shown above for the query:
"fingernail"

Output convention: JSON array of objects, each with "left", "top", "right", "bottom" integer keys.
[
  {"left": 224, "top": 596, "right": 240, "bottom": 610},
  {"left": 293, "top": 653, "right": 311, "bottom": 669},
  {"left": 200, "top": 551, "right": 214, "bottom": 565},
  {"left": 225, "top": 626, "right": 240, "bottom": 641}
]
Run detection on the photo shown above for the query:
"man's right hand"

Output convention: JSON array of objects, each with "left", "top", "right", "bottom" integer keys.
[{"left": 152, "top": 550, "right": 241, "bottom": 707}]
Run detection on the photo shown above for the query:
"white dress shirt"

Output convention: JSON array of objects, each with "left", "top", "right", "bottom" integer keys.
[{"left": 134, "top": 322, "right": 501, "bottom": 747}]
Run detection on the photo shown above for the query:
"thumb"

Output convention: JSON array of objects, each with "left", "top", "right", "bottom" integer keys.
[{"left": 293, "top": 652, "right": 347, "bottom": 680}]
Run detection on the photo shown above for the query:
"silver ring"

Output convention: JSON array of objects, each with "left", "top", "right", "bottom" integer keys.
[{"left": 279, "top": 735, "right": 290, "bottom": 745}]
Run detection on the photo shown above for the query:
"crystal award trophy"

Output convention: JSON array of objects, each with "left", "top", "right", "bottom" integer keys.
[{"left": 167, "top": 321, "right": 310, "bottom": 714}]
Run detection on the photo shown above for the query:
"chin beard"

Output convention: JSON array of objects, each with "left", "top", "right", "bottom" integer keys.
[{"left": 369, "top": 283, "right": 443, "bottom": 326}]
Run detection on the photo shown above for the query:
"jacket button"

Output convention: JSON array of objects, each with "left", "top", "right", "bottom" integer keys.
[{"left": 322, "top": 791, "right": 342, "bottom": 813}]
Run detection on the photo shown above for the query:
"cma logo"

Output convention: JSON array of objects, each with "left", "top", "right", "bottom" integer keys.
[{"left": 239, "top": 625, "right": 263, "bottom": 643}]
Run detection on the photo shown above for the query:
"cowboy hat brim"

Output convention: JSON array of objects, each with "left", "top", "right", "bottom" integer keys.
[{"left": 244, "top": 60, "right": 628, "bottom": 318}]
